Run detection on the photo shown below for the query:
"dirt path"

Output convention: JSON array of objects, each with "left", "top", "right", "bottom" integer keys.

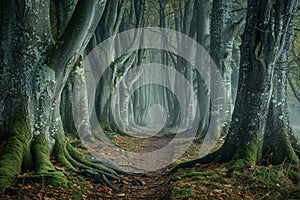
[
  {"left": 1, "top": 135, "right": 298, "bottom": 200},
  {"left": 96, "top": 135, "right": 179, "bottom": 199},
  {"left": 0, "top": 135, "right": 182, "bottom": 200},
  {"left": 96, "top": 168, "right": 172, "bottom": 199}
]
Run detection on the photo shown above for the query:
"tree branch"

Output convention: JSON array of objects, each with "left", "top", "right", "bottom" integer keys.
[{"left": 47, "top": 0, "right": 107, "bottom": 97}]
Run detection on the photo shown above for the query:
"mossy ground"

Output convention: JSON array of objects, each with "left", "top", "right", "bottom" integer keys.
[
  {"left": 169, "top": 163, "right": 300, "bottom": 200},
  {"left": 0, "top": 135, "right": 299, "bottom": 199}
]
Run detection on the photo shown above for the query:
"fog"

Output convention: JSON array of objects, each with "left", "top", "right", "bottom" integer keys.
[{"left": 288, "top": 89, "right": 300, "bottom": 141}]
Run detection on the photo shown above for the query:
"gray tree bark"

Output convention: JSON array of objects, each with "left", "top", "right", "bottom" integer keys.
[
  {"left": 0, "top": 0, "right": 108, "bottom": 190},
  {"left": 216, "top": 0, "right": 299, "bottom": 166}
]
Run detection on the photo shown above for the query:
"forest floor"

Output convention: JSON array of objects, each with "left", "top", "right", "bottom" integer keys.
[{"left": 0, "top": 134, "right": 299, "bottom": 200}]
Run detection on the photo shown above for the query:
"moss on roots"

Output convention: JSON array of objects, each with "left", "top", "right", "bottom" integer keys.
[
  {"left": 66, "top": 142, "right": 117, "bottom": 175},
  {"left": 32, "top": 134, "right": 69, "bottom": 188},
  {"left": 266, "top": 129, "right": 299, "bottom": 165},
  {"left": 53, "top": 139, "right": 78, "bottom": 172},
  {"left": 0, "top": 110, "right": 31, "bottom": 191},
  {"left": 100, "top": 122, "right": 113, "bottom": 133},
  {"left": 228, "top": 132, "right": 260, "bottom": 170},
  {"left": 168, "top": 149, "right": 221, "bottom": 174},
  {"left": 0, "top": 112, "right": 120, "bottom": 191}
]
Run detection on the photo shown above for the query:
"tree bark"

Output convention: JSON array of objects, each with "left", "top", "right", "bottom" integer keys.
[
  {"left": 0, "top": 0, "right": 108, "bottom": 190},
  {"left": 216, "top": 0, "right": 299, "bottom": 166},
  {"left": 171, "top": 0, "right": 299, "bottom": 173}
]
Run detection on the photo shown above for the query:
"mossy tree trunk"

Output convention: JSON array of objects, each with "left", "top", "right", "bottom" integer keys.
[
  {"left": 215, "top": 0, "right": 299, "bottom": 167},
  {"left": 0, "top": 0, "right": 108, "bottom": 191},
  {"left": 263, "top": 13, "right": 300, "bottom": 164},
  {"left": 171, "top": 0, "right": 299, "bottom": 173}
]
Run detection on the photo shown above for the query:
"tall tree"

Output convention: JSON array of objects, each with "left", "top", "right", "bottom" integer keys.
[
  {"left": 171, "top": 0, "right": 299, "bottom": 172},
  {"left": 210, "top": 0, "right": 246, "bottom": 134},
  {"left": 217, "top": 0, "right": 299, "bottom": 166},
  {"left": 0, "top": 0, "right": 117, "bottom": 190}
]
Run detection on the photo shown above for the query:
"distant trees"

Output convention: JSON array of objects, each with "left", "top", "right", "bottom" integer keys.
[{"left": 0, "top": 0, "right": 299, "bottom": 191}]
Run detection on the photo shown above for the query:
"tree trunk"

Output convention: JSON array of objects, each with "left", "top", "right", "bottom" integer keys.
[
  {"left": 0, "top": 0, "right": 108, "bottom": 190},
  {"left": 216, "top": 0, "right": 299, "bottom": 167},
  {"left": 195, "top": 0, "right": 211, "bottom": 135},
  {"left": 171, "top": 0, "right": 299, "bottom": 173},
  {"left": 210, "top": 0, "right": 236, "bottom": 135}
]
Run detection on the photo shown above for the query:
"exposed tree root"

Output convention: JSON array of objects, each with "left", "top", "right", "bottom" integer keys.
[
  {"left": 263, "top": 127, "right": 300, "bottom": 165},
  {"left": 169, "top": 129, "right": 300, "bottom": 175},
  {"left": 0, "top": 111, "right": 31, "bottom": 191},
  {"left": 51, "top": 137, "right": 126, "bottom": 189},
  {"left": 168, "top": 149, "right": 221, "bottom": 174},
  {"left": 0, "top": 123, "right": 132, "bottom": 192},
  {"left": 31, "top": 134, "right": 69, "bottom": 188}
]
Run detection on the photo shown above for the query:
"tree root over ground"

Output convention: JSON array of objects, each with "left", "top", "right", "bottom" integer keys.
[
  {"left": 0, "top": 128, "right": 132, "bottom": 192},
  {"left": 0, "top": 132, "right": 299, "bottom": 199}
]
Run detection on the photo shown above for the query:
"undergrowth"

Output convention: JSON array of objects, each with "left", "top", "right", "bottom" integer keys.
[{"left": 169, "top": 163, "right": 300, "bottom": 200}]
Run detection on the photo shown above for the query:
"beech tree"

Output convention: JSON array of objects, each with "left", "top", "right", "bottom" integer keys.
[
  {"left": 0, "top": 0, "right": 122, "bottom": 190},
  {"left": 171, "top": 0, "right": 300, "bottom": 172},
  {"left": 1, "top": 0, "right": 299, "bottom": 192}
]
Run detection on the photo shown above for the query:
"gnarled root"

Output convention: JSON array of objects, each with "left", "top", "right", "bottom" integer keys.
[{"left": 53, "top": 137, "right": 124, "bottom": 190}]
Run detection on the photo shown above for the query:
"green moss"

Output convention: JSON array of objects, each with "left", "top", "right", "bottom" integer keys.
[
  {"left": 169, "top": 165, "right": 299, "bottom": 199},
  {"left": 32, "top": 134, "right": 55, "bottom": 174},
  {"left": 263, "top": 122, "right": 299, "bottom": 165},
  {"left": 170, "top": 185, "right": 197, "bottom": 199},
  {"left": 272, "top": 130, "right": 299, "bottom": 165},
  {"left": 0, "top": 110, "right": 30, "bottom": 191},
  {"left": 289, "top": 170, "right": 300, "bottom": 184},
  {"left": 179, "top": 170, "right": 225, "bottom": 179},
  {"left": 22, "top": 143, "right": 33, "bottom": 170},
  {"left": 53, "top": 139, "right": 77, "bottom": 172},
  {"left": 19, "top": 172, "right": 69, "bottom": 188},
  {"left": 100, "top": 122, "right": 113, "bottom": 133},
  {"left": 70, "top": 139, "right": 82, "bottom": 148},
  {"left": 168, "top": 149, "right": 221, "bottom": 174},
  {"left": 229, "top": 132, "right": 259, "bottom": 170},
  {"left": 31, "top": 134, "right": 68, "bottom": 188}
]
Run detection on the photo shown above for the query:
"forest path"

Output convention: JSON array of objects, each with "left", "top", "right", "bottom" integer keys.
[
  {"left": 97, "top": 134, "right": 190, "bottom": 199},
  {"left": 0, "top": 134, "right": 193, "bottom": 200},
  {"left": 98, "top": 167, "right": 172, "bottom": 199},
  {"left": 1, "top": 135, "right": 299, "bottom": 199}
]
